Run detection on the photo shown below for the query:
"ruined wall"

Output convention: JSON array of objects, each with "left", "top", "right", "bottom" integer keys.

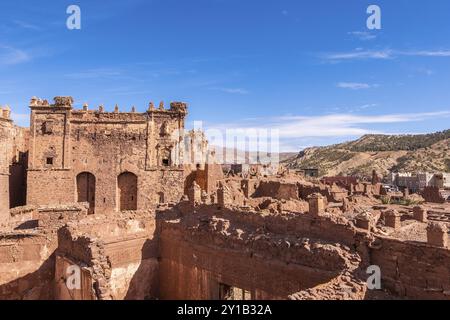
[
  {"left": 421, "top": 186, "right": 446, "bottom": 204},
  {"left": 0, "top": 232, "right": 56, "bottom": 300},
  {"left": 0, "top": 116, "right": 13, "bottom": 221},
  {"left": 299, "top": 183, "right": 349, "bottom": 203},
  {"left": 0, "top": 204, "right": 88, "bottom": 300},
  {"left": 254, "top": 181, "right": 299, "bottom": 200},
  {"left": 370, "top": 237, "right": 450, "bottom": 299},
  {"left": 159, "top": 229, "right": 338, "bottom": 300},
  {"left": 0, "top": 109, "right": 29, "bottom": 222},
  {"left": 55, "top": 212, "right": 159, "bottom": 300},
  {"left": 159, "top": 204, "right": 365, "bottom": 300},
  {"left": 27, "top": 97, "right": 186, "bottom": 213},
  {"left": 184, "top": 163, "right": 224, "bottom": 195}
]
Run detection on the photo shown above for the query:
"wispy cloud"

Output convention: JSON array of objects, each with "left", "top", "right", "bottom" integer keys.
[
  {"left": 204, "top": 111, "right": 450, "bottom": 151},
  {"left": 204, "top": 110, "right": 450, "bottom": 152},
  {"left": 324, "top": 49, "right": 393, "bottom": 61},
  {"left": 337, "top": 82, "right": 379, "bottom": 90},
  {"left": 353, "top": 103, "right": 377, "bottom": 111},
  {"left": 324, "top": 49, "right": 450, "bottom": 62},
  {"left": 404, "top": 50, "right": 450, "bottom": 57},
  {"left": 13, "top": 20, "right": 41, "bottom": 31},
  {"left": 64, "top": 68, "right": 122, "bottom": 79},
  {"left": 414, "top": 67, "right": 435, "bottom": 76},
  {"left": 0, "top": 45, "right": 30, "bottom": 65},
  {"left": 348, "top": 31, "right": 377, "bottom": 41},
  {"left": 211, "top": 87, "right": 249, "bottom": 95}
]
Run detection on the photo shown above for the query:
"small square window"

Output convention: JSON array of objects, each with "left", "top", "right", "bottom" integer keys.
[
  {"left": 46, "top": 157, "right": 53, "bottom": 165},
  {"left": 42, "top": 121, "right": 54, "bottom": 134},
  {"left": 162, "top": 159, "right": 170, "bottom": 166}
]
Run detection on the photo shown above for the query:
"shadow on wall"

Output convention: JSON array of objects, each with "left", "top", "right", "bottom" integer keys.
[
  {"left": 9, "top": 151, "right": 28, "bottom": 208},
  {"left": 0, "top": 252, "right": 55, "bottom": 300},
  {"left": 123, "top": 238, "right": 160, "bottom": 300},
  {"left": 184, "top": 171, "right": 197, "bottom": 196}
]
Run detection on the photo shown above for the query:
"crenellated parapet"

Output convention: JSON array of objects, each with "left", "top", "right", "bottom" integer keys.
[
  {"left": 30, "top": 96, "right": 73, "bottom": 109},
  {"left": 30, "top": 97, "right": 188, "bottom": 120},
  {"left": 147, "top": 101, "right": 188, "bottom": 116},
  {"left": 27, "top": 95, "right": 189, "bottom": 169},
  {"left": 72, "top": 100, "right": 187, "bottom": 115},
  {"left": 0, "top": 105, "right": 11, "bottom": 121}
]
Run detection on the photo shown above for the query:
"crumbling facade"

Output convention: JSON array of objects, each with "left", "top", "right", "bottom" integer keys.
[
  {"left": 388, "top": 172, "right": 450, "bottom": 192},
  {"left": 27, "top": 97, "right": 188, "bottom": 214},
  {"left": 0, "top": 105, "right": 28, "bottom": 224},
  {"left": 0, "top": 107, "right": 11, "bottom": 221}
]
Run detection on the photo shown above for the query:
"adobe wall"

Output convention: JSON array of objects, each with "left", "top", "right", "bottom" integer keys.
[
  {"left": 159, "top": 202, "right": 450, "bottom": 300},
  {"left": 0, "top": 117, "right": 13, "bottom": 221},
  {"left": 27, "top": 169, "right": 73, "bottom": 206},
  {"left": 1, "top": 113, "right": 29, "bottom": 222},
  {"left": 184, "top": 163, "right": 224, "bottom": 195},
  {"left": 421, "top": 186, "right": 446, "bottom": 204},
  {"left": 370, "top": 237, "right": 450, "bottom": 299},
  {"left": 0, "top": 232, "right": 56, "bottom": 300},
  {"left": 159, "top": 229, "right": 340, "bottom": 300},
  {"left": 158, "top": 203, "right": 366, "bottom": 300},
  {"left": 27, "top": 97, "right": 186, "bottom": 213},
  {"left": 55, "top": 211, "right": 159, "bottom": 300},
  {"left": 0, "top": 204, "right": 88, "bottom": 300},
  {"left": 0, "top": 175, "right": 8, "bottom": 222},
  {"left": 253, "top": 180, "right": 299, "bottom": 200}
]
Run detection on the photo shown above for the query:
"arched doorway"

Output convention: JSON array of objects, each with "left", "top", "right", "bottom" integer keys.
[
  {"left": 76, "top": 172, "right": 96, "bottom": 214},
  {"left": 118, "top": 172, "right": 138, "bottom": 211}
]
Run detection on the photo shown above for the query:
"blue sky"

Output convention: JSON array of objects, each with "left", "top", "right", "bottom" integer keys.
[{"left": 1, "top": 0, "right": 450, "bottom": 151}]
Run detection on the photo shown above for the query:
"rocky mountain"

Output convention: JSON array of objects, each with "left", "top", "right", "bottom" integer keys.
[{"left": 283, "top": 130, "right": 450, "bottom": 177}]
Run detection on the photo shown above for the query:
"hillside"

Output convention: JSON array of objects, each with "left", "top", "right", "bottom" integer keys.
[{"left": 283, "top": 130, "right": 450, "bottom": 177}]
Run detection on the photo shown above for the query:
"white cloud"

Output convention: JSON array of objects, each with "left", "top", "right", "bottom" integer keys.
[
  {"left": 0, "top": 45, "right": 30, "bottom": 65},
  {"left": 212, "top": 87, "right": 249, "bottom": 95},
  {"left": 324, "top": 49, "right": 450, "bottom": 62},
  {"left": 337, "top": 82, "right": 379, "bottom": 90},
  {"left": 325, "top": 50, "right": 393, "bottom": 61},
  {"left": 13, "top": 20, "right": 41, "bottom": 31},
  {"left": 348, "top": 31, "right": 377, "bottom": 41},
  {"left": 355, "top": 103, "right": 377, "bottom": 110},
  {"left": 64, "top": 68, "right": 122, "bottom": 79},
  {"left": 203, "top": 111, "right": 450, "bottom": 151},
  {"left": 404, "top": 50, "right": 450, "bottom": 57}
]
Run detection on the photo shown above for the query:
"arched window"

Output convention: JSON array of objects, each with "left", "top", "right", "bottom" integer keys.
[
  {"left": 76, "top": 172, "right": 96, "bottom": 214},
  {"left": 118, "top": 172, "right": 138, "bottom": 211}
]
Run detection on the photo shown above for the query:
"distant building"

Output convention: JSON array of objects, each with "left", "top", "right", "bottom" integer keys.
[{"left": 388, "top": 172, "right": 450, "bottom": 192}]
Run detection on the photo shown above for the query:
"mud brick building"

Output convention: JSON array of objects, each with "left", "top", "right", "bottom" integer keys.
[
  {"left": 27, "top": 97, "right": 188, "bottom": 214},
  {"left": 0, "top": 107, "right": 12, "bottom": 221},
  {"left": 0, "top": 106, "right": 28, "bottom": 223}
]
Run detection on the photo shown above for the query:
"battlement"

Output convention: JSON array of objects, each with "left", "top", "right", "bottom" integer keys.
[
  {"left": 0, "top": 105, "right": 11, "bottom": 121},
  {"left": 29, "top": 96, "right": 73, "bottom": 109},
  {"left": 29, "top": 96, "right": 188, "bottom": 118}
]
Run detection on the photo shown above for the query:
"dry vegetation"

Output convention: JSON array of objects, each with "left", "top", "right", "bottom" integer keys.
[{"left": 284, "top": 130, "right": 450, "bottom": 177}]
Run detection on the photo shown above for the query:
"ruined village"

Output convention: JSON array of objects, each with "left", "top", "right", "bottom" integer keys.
[{"left": 0, "top": 97, "right": 449, "bottom": 300}]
